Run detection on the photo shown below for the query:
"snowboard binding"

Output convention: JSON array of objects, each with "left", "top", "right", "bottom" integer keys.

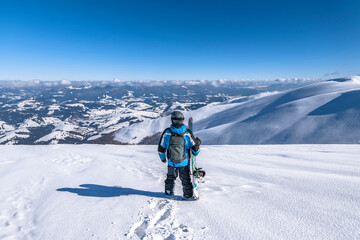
[{"left": 193, "top": 168, "right": 206, "bottom": 179}]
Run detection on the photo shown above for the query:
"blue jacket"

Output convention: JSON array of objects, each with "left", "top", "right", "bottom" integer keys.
[{"left": 158, "top": 124, "right": 200, "bottom": 167}]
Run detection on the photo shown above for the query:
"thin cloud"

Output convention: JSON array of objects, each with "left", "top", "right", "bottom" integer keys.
[{"left": 324, "top": 72, "right": 339, "bottom": 77}]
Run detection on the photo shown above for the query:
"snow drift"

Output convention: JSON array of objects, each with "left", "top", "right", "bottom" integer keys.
[{"left": 114, "top": 77, "right": 360, "bottom": 144}]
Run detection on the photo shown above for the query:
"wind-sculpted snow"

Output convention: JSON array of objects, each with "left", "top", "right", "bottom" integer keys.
[
  {"left": 0, "top": 145, "right": 359, "bottom": 239},
  {"left": 115, "top": 77, "right": 360, "bottom": 144}
]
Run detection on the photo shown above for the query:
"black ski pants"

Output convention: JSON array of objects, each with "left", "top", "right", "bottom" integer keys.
[{"left": 165, "top": 163, "right": 193, "bottom": 198}]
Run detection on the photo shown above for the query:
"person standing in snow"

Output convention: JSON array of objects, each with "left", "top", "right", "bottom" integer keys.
[{"left": 158, "top": 111, "right": 201, "bottom": 199}]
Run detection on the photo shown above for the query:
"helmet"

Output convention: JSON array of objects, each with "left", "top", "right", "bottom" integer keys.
[{"left": 171, "top": 111, "right": 184, "bottom": 126}]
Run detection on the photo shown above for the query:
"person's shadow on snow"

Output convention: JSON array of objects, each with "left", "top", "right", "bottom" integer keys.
[{"left": 57, "top": 184, "right": 179, "bottom": 200}]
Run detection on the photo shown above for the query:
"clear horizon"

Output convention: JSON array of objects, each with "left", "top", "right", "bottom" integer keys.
[
  {"left": 0, "top": 76, "right": 354, "bottom": 82},
  {"left": 1, "top": 0, "right": 359, "bottom": 81}
]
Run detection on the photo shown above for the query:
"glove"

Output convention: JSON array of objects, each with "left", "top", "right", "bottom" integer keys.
[
  {"left": 162, "top": 160, "right": 167, "bottom": 164},
  {"left": 195, "top": 137, "right": 202, "bottom": 146}
]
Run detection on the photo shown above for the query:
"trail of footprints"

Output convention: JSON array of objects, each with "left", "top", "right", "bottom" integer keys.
[{"left": 127, "top": 198, "right": 193, "bottom": 240}]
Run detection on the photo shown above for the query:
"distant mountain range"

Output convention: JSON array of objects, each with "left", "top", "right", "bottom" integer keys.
[
  {"left": 114, "top": 77, "right": 360, "bottom": 144},
  {"left": 0, "top": 78, "right": 320, "bottom": 144}
]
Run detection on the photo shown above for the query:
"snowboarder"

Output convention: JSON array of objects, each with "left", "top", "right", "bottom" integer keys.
[{"left": 158, "top": 111, "right": 201, "bottom": 199}]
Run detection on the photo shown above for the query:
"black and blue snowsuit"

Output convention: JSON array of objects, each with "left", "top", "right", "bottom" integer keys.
[{"left": 158, "top": 124, "right": 200, "bottom": 198}]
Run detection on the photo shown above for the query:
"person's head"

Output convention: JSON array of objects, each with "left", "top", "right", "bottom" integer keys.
[{"left": 171, "top": 111, "right": 184, "bottom": 127}]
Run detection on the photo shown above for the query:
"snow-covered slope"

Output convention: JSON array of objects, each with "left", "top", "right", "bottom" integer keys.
[
  {"left": 0, "top": 145, "right": 359, "bottom": 239},
  {"left": 0, "top": 78, "right": 322, "bottom": 145},
  {"left": 115, "top": 77, "right": 360, "bottom": 144}
]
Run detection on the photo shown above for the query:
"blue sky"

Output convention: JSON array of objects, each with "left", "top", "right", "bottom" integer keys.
[{"left": 0, "top": 0, "right": 359, "bottom": 81}]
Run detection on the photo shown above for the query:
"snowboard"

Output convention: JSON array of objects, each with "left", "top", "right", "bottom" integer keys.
[{"left": 188, "top": 117, "right": 205, "bottom": 200}]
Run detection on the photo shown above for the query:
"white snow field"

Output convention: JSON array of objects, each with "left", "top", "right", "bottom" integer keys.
[
  {"left": 115, "top": 76, "right": 360, "bottom": 144},
  {"left": 1, "top": 145, "right": 359, "bottom": 240}
]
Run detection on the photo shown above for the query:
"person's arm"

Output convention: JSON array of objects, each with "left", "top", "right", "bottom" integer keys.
[
  {"left": 158, "top": 129, "right": 170, "bottom": 163},
  {"left": 187, "top": 129, "right": 201, "bottom": 156}
]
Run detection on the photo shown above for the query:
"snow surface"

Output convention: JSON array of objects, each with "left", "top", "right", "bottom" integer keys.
[
  {"left": 0, "top": 145, "right": 359, "bottom": 239},
  {"left": 0, "top": 121, "right": 15, "bottom": 132},
  {"left": 115, "top": 77, "right": 360, "bottom": 144},
  {"left": 35, "top": 122, "right": 91, "bottom": 144}
]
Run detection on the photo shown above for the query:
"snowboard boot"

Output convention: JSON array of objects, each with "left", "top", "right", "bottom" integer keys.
[
  {"left": 182, "top": 195, "right": 197, "bottom": 201},
  {"left": 165, "top": 190, "right": 174, "bottom": 196}
]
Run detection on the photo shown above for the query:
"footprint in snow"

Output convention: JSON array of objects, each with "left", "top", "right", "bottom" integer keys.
[{"left": 127, "top": 198, "right": 194, "bottom": 240}]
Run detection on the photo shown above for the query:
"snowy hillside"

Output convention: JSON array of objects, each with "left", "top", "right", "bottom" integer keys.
[
  {"left": 115, "top": 77, "right": 360, "bottom": 144},
  {"left": 0, "top": 145, "right": 359, "bottom": 239},
  {"left": 0, "top": 78, "right": 320, "bottom": 145}
]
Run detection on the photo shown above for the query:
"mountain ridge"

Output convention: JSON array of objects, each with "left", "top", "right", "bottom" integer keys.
[
  {"left": 0, "top": 79, "right": 321, "bottom": 144},
  {"left": 114, "top": 76, "right": 360, "bottom": 144}
]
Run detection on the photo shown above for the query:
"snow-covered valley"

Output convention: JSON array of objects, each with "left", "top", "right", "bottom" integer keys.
[
  {"left": 0, "top": 79, "right": 320, "bottom": 145},
  {"left": 1, "top": 145, "right": 359, "bottom": 239}
]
